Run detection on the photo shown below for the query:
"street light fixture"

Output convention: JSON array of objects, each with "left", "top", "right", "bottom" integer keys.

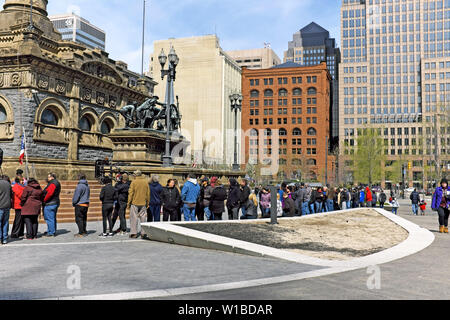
[
  {"left": 159, "top": 46, "right": 179, "bottom": 167},
  {"left": 230, "top": 92, "right": 243, "bottom": 171}
]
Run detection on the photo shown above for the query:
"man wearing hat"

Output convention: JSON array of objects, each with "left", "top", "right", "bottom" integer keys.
[{"left": 127, "top": 170, "right": 150, "bottom": 238}]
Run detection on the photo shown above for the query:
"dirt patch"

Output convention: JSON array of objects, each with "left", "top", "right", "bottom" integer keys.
[{"left": 180, "top": 209, "right": 409, "bottom": 261}]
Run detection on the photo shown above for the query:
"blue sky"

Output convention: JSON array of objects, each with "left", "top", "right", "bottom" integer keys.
[{"left": 47, "top": 0, "right": 341, "bottom": 74}]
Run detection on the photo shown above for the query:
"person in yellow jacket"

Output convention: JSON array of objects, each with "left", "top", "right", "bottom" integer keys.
[{"left": 127, "top": 170, "right": 150, "bottom": 239}]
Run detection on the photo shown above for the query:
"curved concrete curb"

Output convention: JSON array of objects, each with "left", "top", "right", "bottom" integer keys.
[
  {"left": 47, "top": 209, "right": 434, "bottom": 300},
  {"left": 141, "top": 208, "right": 435, "bottom": 268}
]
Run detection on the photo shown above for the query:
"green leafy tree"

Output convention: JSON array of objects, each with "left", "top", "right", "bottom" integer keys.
[{"left": 352, "top": 128, "right": 386, "bottom": 185}]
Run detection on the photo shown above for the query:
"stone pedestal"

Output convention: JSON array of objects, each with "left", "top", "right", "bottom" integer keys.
[{"left": 109, "top": 129, "right": 188, "bottom": 166}]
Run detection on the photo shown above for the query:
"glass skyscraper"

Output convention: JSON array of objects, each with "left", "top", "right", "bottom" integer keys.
[
  {"left": 340, "top": 0, "right": 450, "bottom": 187},
  {"left": 50, "top": 14, "right": 106, "bottom": 51}
]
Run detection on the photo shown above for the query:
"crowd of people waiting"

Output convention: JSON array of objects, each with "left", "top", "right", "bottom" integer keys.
[{"left": 0, "top": 168, "right": 448, "bottom": 244}]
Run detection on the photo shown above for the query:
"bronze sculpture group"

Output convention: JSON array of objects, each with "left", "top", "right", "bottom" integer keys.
[{"left": 119, "top": 96, "right": 181, "bottom": 131}]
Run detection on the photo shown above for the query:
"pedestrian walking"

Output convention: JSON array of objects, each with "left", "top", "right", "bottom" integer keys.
[
  {"left": 226, "top": 178, "right": 241, "bottom": 220},
  {"left": 339, "top": 188, "right": 349, "bottom": 210},
  {"left": 161, "top": 179, "right": 182, "bottom": 222},
  {"left": 282, "top": 192, "right": 295, "bottom": 217},
  {"left": 0, "top": 176, "right": 12, "bottom": 245},
  {"left": 241, "top": 192, "right": 258, "bottom": 219},
  {"left": 127, "top": 170, "right": 150, "bottom": 239},
  {"left": 351, "top": 188, "right": 359, "bottom": 208},
  {"left": 431, "top": 178, "right": 450, "bottom": 234},
  {"left": 239, "top": 179, "right": 251, "bottom": 217},
  {"left": 147, "top": 175, "right": 163, "bottom": 222},
  {"left": 379, "top": 189, "right": 387, "bottom": 209},
  {"left": 390, "top": 197, "right": 400, "bottom": 215},
  {"left": 196, "top": 178, "right": 208, "bottom": 221},
  {"left": 326, "top": 187, "right": 335, "bottom": 212},
  {"left": 260, "top": 188, "right": 271, "bottom": 218},
  {"left": 42, "top": 173, "right": 61, "bottom": 237},
  {"left": 209, "top": 180, "right": 227, "bottom": 220},
  {"left": 371, "top": 189, "right": 378, "bottom": 208},
  {"left": 72, "top": 174, "right": 90, "bottom": 238},
  {"left": 20, "top": 178, "right": 43, "bottom": 240},
  {"left": 419, "top": 199, "right": 427, "bottom": 216},
  {"left": 174, "top": 179, "right": 182, "bottom": 221},
  {"left": 99, "top": 176, "right": 117, "bottom": 237},
  {"left": 203, "top": 177, "right": 217, "bottom": 221},
  {"left": 181, "top": 174, "right": 201, "bottom": 221},
  {"left": 410, "top": 188, "right": 420, "bottom": 216},
  {"left": 365, "top": 186, "right": 373, "bottom": 207},
  {"left": 112, "top": 173, "right": 130, "bottom": 234},
  {"left": 359, "top": 188, "right": 366, "bottom": 208},
  {"left": 10, "top": 177, "right": 25, "bottom": 239}
]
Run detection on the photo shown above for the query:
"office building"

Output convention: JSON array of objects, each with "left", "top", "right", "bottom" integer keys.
[
  {"left": 340, "top": 0, "right": 450, "bottom": 188},
  {"left": 50, "top": 13, "right": 106, "bottom": 50},
  {"left": 226, "top": 47, "right": 281, "bottom": 69},
  {"left": 150, "top": 35, "right": 242, "bottom": 165},
  {"left": 284, "top": 22, "right": 341, "bottom": 146},
  {"left": 241, "top": 62, "right": 335, "bottom": 182}
]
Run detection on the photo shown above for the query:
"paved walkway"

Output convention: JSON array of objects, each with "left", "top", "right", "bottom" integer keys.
[
  {"left": 0, "top": 200, "right": 444, "bottom": 300},
  {"left": 161, "top": 200, "right": 450, "bottom": 300}
]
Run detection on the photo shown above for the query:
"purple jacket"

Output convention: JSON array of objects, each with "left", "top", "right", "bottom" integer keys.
[{"left": 432, "top": 187, "right": 450, "bottom": 210}]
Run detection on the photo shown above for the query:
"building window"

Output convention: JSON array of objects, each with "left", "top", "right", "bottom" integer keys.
[
  {"left": 279, "top": 89, "right": 288, "bottom": 97},
  {"left": 264, "top": 89, "right": 273, "bottom": 97},
  {"left": 293, "top": 88, "right": 302, "bottom": 96},
  {"left": 41, "top": 109, "right": 58, "bottom": 126},
  {"left": 79, "top": 116, "right": 93, "bottom": 132},
  {"left": 306, "top": 159, "right": 317, "bottom": 166},
  {"left": 307, "top": 87, "right": 317, "bottom": 95},
  {"left": 293, "top": 128, "right": 302, "bottom": 136},
  {"left": 250, "top": 90, "right": 259, "bottom": 98},
  {"left": 307, "top": 128, "right": 317, "bottom": 136},
  {"left": 0, "top": 105, "right": 6, "bottom": 123}
]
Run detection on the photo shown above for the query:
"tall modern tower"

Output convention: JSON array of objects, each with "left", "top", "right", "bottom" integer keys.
[
  {"left": 340, "top": 0, "right": 450, "bottom": 188},
  {"left": 285, "top": 22, "right": 341, "bottom": 147},
  {"left": 50, "top": 13, "right": 106, "bottom": 51}
]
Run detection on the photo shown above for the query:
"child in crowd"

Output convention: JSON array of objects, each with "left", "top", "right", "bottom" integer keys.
[
  {"left": 391, "top": 197, "right": 400, "bottom": 215},
  {"left": 419, "top": 200, "right": 427, "bottom": 216}
]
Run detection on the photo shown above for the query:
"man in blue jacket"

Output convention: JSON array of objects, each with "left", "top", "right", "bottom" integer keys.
[
  {"left": 432, "top": 178, "right": 450, "bottom": 233},
  {"left": 359, "top": 188, "right": 365, "bottom": 208},
  {"left": 148, "top": 175, "right": 163, "bottom": 222},
  {"left": 181, "top": 174, "right": 200, "bottom": 221}
]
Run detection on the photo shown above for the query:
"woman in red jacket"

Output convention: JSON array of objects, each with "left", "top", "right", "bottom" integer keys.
[
  {"left": 20, "top": 178, "right": 44, "bottom": 240},
  {"left": 10, "top": 177, "right": 26, "bottom": 239}
]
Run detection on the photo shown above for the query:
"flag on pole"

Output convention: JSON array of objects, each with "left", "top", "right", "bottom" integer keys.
[{"left": 19, "top": 133, "right": 26, "bottom": 165}]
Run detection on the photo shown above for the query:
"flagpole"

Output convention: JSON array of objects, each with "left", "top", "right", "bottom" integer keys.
[
  {"left": 23, "top": 127, "right": 29, "bottom": 180},
  {"left": 141, "top": 0, "right": 146, "bottom": 76}
]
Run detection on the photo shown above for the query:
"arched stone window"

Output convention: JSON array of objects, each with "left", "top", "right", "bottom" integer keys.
[
  {"left": 250, "top": 90, "right": 259, "bottom": 98},
  {"left": 0, "top": 105, "right": 6, "bottom": 123},
  {"left": 79, "top": 115, "right": 94, "bottom": 132},
  {"left": 293, "top": 128, "right": 302, "bottom": 136},
  {"left": 307, "top": 127, "right": 317, "bottom": 136},
  {"left": 264, "top": 128, "right": 272, "bottom": 136},
  {"left": 307, "top": 87, "right": 317, "bottom": 95},
  {"left": 100, "top": 119, "right": 114, "bottom": 135},
  {"left": 293, "top": 88, "right": 302, "bottom": 96},
  {"left": 250, "top": 128, "right": 259, "bottom": 136},
  {"left": 41, "top": 109, "right": 58, "bottom": 126},
  {"left": 292, "top": 159, "right": 302, "bottom": 166},
  {"left": 279, "top": 128, "right": 287, "bottom": 136},
  {"left": 264, "top": 89, "right": 273, "bottom": 97},
  {"left": 278, "top": 88, "right": 288, "bottom": 97},
  {"left": 307, "top": 159, "right": 317, "bottom": 166}
]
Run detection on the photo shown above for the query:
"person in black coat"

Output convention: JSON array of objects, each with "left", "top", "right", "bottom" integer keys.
[
  {"left": 209, "top": 181, "right": 227, "bottom": 220},
  {"left": 379, "top": 190, "right": 387, "bottom": 209},
  {"left": 227, "top": 178, "right": 241, "bottom": 220},
  {"left": 282, "top": 192, "right": 296, "bottom": 217},
  {"left": 112, "top": 174, "right": 131, "bottom": 234},
  {"left": 161, "top": 179, "right": 182, "bottom": 221},
  {"left": 196, "top": 178, "right": 208, "bottom": 221},
  {"left": 99, "top": 176, "right": 118, "bottom": 237},
  {"left": 239, "top": 179, "right": 251, "bottom": 217}
]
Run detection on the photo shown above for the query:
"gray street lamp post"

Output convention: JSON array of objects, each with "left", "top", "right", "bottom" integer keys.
[
  {"left": 159, "top": 46, "right": 179, "bottom": 167},
  {"left": 230, "top": 93, "right": 243, "bottom": 171}
]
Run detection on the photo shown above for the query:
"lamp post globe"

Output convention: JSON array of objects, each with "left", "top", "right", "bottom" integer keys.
[{"left": 158, "top": 48, "right": 167, "bottom": 68}]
